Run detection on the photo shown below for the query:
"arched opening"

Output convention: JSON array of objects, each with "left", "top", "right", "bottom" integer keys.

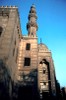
[
  {"left": 39, "top": 59, "right": 51, "bottom": 95},
  {"left": 42, "top": 59, "right": 51, "bottom": 92},
  {"left": 0, "top": 27, "right": 3, "bottom": 36}
]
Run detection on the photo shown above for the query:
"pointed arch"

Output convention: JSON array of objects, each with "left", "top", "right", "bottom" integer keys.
[{"left": 38, "top": 58, "right": 51, "bottom": 92}]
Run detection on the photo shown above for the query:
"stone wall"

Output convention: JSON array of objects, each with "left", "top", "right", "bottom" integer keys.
[
  {"left": 0, "top": 6, "right": 22, "bottom": 81},
  {"left": 38, "top": 43, "right": 56, "bottom": 96},
  {"left": 17, "top": 36, "right": 38, "bottom": 85}
]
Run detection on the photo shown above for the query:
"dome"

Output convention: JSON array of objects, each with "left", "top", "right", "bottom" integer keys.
[{"left": 38, "top": 43, "right": 50, "bottom": 52}]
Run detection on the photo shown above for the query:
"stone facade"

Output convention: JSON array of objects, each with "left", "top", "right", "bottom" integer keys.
[
  {"left": 0, "top": 6, "right": 22, "bottom": 81},
  {"left": 0, "top": 5, "right": 57, "bottom": 99},
  {"left": 16, "top": 5, "right": 56, "bottom": 98},
  {"left": 38, "top": 44, "right": 56, "bottom": 98}
]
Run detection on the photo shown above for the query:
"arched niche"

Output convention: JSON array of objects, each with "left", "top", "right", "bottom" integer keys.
[
  {"left": 39, "top": 59, "right": 51, "bottom": 91},
  {"left": 39, "top": 59, "right": 50, "bottom": 79}
]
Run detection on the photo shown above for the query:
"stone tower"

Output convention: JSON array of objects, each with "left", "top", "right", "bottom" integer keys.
[
  {"left": 17, "top": 5, "right": 38, "bottom": 86},
  {"left": 27, "top": 4, "right": 38, "bottom": 37}
]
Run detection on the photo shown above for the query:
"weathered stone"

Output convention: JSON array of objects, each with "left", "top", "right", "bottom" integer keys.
[{"left": 0, "top": 5, "right": 57, "bottom": 99}]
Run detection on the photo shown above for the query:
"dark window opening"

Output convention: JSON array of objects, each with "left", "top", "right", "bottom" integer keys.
[
  {"left": 13, "top": 48, "right": 15, "bottom": 56},
  {"left": 26, "top": 43, "right": 30, "bottom": 50},
  {"left": 0, "top": 27, "right": 3, "bottom": 36},
  {"left": 16, "top": 48, "right": 18, "bottom": 63},
  {"left": 40, "top": 61, "right": 42, "bottom": 64},
  {"left": 0, "top": 32, "right": 2, "bottom": 36},
  {"left": 24, "top": 58, "right": 30, "bottom": 66},
  {"left": 15, "top": 40, "right": 16, "bottom": 45},
  {"left": 17, "top": 26, "right": 19, "bottom": 34},
  {"left": 44, "top": 82, "right": 46, "bottom": 85},
  {"left": 43, "top": 70, "right": 46, "bottom": 74}
]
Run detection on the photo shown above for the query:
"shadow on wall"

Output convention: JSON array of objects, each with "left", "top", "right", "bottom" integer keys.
[
  {"left": 0, "top": 59, "right": 12, "bottom": 100},
  {"left": 0, "top": 59, "right": 66, "bottom": 100},
  {"left": 12, "top": 69, "right": 39, "bottom": 100},
  {"left": 21, "top": 69, "right": 37, "bottom": 85}
]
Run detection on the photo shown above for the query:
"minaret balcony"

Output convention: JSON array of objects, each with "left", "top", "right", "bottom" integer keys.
[
  {"left": 27, "top": 22, "right": 38, "bottom": 30},
  {"left": 28, "top": 13, "right": 37, "bottom": 20},
  {"left": 29, "top": 10, "right": 36, "bottom": 13}
]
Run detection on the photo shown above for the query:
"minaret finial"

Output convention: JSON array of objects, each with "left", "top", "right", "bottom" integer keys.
[
  {"left": 40, "top": 38, "right": 42, "bottom": 44},
  {"left": 32, "top": 4, "right": 35, "bottom": 8}
]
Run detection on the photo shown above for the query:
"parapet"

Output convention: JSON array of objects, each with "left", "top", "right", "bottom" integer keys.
[
  {"left": 0, "top": 6, "right": 18, "bottom": 17},
  {"left": 0, "top": 5, "right": 18, "bottom": 8}
]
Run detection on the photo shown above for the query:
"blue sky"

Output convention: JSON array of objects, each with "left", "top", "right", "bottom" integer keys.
[{"left": 0, "top": 0, "right": 66, "bottom": 87}]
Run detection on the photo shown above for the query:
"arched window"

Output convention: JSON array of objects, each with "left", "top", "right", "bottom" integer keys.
[{"left": 0, "top": 27, "right": 3, "bottom": 36}]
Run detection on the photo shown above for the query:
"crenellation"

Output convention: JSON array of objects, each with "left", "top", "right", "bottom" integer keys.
[
  {"left": 0, "top": 5, "right": 18, "bottom": 8},
  {"left": 0, "top": 6, "right": 18, "bottom": 18}
]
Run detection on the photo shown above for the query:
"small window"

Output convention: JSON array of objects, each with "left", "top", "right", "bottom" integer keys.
[
  {"left": 17, "top": 26, "right": 19, "bottom": 34},
  {"left": 13, "top": 48, "right": 15, "bottom": 56},
  {"left": 24, "top": 58, "right": 30, "bottom": 66},
  {"left": 16, "top": 48, "right": 18, "bottom": 63},
  {"left": 43, "top": 69, "right": 46, "bottom": 74},
  {"left": 0, "top": 27, "right": 3, "bottom": 36},
  {"left": 26, "top": 43, "right": 30, "bottom": 50},
  {"left": 44, "top": 82, "right": 46, "bottom": 85},
  {"left": 14, "top": 40, "right": 16, "bottom": 45}
]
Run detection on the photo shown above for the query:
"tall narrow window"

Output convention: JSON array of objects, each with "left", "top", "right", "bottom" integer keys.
[
  {"left": 24, "top": 58, "right": 31, "bottom": 66},
  {"left": 14, "top": 39, "right": 16, "bottom": 45},
  {"left": 13, "top": 48, "right": 15, "bottom": 56},
  {"left": 43, "top": 69, "right": 46, "bottom": 74},
  {"left": 0, "top": 27, "right": 3, "bottom": 36},
  {"left": 16, "top": 48, "right": 18, "bottom": 63},
  {"left": 26, "top": 43, "right": 30, "bottom": 50}
]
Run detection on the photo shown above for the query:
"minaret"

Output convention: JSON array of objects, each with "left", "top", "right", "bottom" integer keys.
[{"left": 27, "top": 4, "right": 38, "bottom": 37}]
